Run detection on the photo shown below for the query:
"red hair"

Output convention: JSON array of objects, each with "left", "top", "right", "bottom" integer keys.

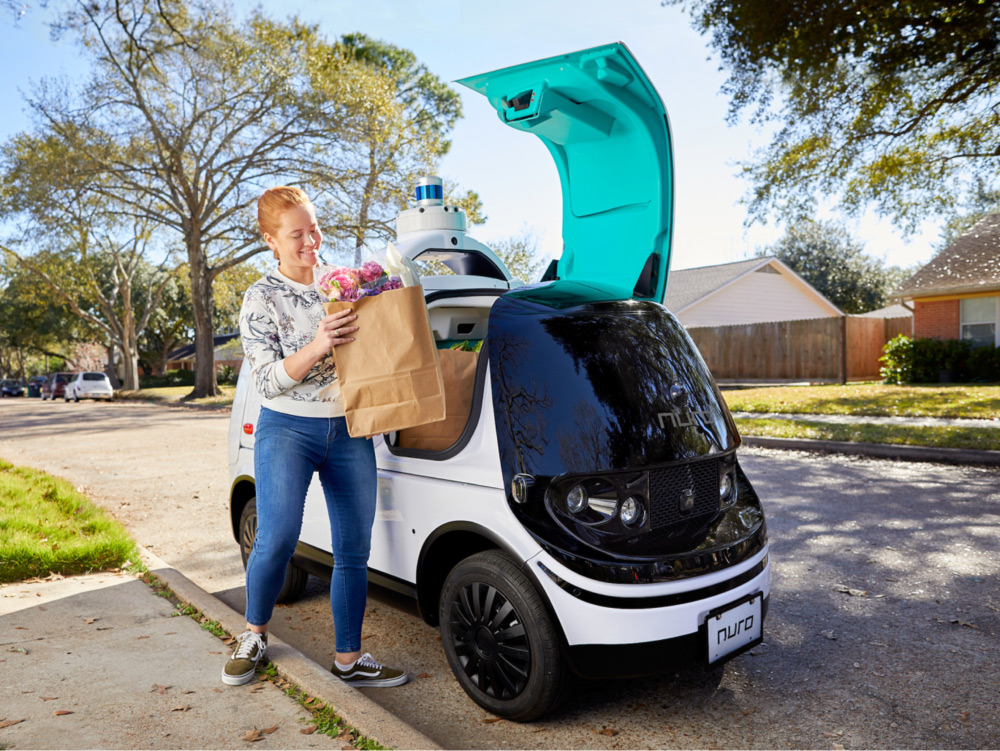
[{"left": 257, "top": 186, "right": 313, "bottom": 237}]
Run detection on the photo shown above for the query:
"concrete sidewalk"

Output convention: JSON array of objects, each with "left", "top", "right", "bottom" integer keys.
[
  {"left": 732, "top": 411, "right": 1000, "bottom": 429},
  {"left": 0, "top": 554, "right": 438, "bottom": 751},
  {"left": 0, "top": 571, "right": 319, "bottom": 749}
]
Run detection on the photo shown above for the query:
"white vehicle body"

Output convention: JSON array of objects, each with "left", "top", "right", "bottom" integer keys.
[
  {"left": 66, "top": 372, "right": 114, "bottom": 402},
  {"left": 228, "top": 44, "right": 770, "bottom": 720}
]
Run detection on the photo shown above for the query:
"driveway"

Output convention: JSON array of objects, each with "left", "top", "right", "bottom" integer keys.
[{"left": 1, "top": 399, "right": 997, "bottom": 749}]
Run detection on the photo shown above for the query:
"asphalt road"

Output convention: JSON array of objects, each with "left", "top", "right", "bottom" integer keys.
[{"left": 1, "top": 398, "right": 998, "bottom": 749}]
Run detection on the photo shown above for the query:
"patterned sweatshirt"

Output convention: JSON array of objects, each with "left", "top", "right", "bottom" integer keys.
[{"left": 239, "top": 269, "right": 344, "bottom": 417}]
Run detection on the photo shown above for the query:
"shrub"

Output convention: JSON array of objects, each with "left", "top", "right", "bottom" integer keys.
[
  {"left": 881, "top": 335, "right": 999, "bottom": 383},
  {"left": 880, "top": 334, "right": 913, "bottom": 384},
  {"left": 217, "top": 364, "right": 236, "bottom": 385},
  {"left": 139, "top": 368, "right": 196, "bottom": 388}
]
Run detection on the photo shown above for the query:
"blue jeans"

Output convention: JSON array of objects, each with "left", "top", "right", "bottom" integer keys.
[{"left": 245, "top": 407, "right": 377, "bottom": 653}]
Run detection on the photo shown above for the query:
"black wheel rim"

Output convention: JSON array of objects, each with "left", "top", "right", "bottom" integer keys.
[
  {"left": 241, "top": 509, "right": 257, "bottom": 565},
  {"left": 449, "top": 582, "right": 531, "bottom": 700}
]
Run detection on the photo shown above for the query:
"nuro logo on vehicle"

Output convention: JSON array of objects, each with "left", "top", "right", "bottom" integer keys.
[
  {"left": 657, "top": 409, "right": 714, "bottom": 429},
  {"left": 716, "top": 614, "right": 754, "bottom": 645}
]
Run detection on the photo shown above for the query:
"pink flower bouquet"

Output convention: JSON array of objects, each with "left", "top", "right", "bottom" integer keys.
[{"left": 313, "top": 261, "right": 402, "bottom": 303}]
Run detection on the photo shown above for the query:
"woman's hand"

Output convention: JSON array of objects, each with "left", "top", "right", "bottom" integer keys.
[
  {"left": 313, "top": 308, "right": 358, "bottom": 351},
  {"left": 281, "top": 308, "right": 358, "bottom": 383}
]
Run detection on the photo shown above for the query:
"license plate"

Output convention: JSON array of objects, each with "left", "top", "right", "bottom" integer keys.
[{"left": 706, "top": 593, "right": 762, "bottom": 664}]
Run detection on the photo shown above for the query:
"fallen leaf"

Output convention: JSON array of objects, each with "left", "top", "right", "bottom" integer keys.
[
  {"left": 38, "top": 606, "right": 46, "bottom": 611},
  {"left": 14, "top": 626, "right": 27, "bottom": 630},
  {"left": 40, "top": 697, "right": 58, "bottom": 701},
  {"left": 54, "top": 710, "right": 73, "bottom": 716},
  {"left": 150, "top": 684, "right": 170, "bottom": 694},
  {"left": 137, "top": 635, "right": 150, "bottom": 640},
  {"left": 212, "top": 688, "right": 222, "bottom": 693},
  {"left": 171, "top": 706, "right": 190, "bottom": 712},
  {"left": 7, "top": 647, "right": 28, "bottom": 654},
  {"left": 960, "top": 711, "right": 970, "bottom": 722},
  {"left": 0, "top": 719, "right": 26, "bottom": 728},
  {"left": 836, "top": 585, "right": 868, "bottom": 597},
  {"left": 182, "top": 690, "right": 195, "bottom": 695},
  {"left": 950, "top": 619, "right": 980, "bottom": 629},
  {"left": 243, "top": 727, "right": 264, "bottom": 743},
  {"left": 482, "top": 717, "right": 502, "bottom": 723},
  {"left": 598, "top": 728, "right": 618, "bottom": 736},
  {"left": 249, "top": 685, "right": 265, "bottom": 694},
  {"left": 300, "top": 725, "right": 317, "bottom": 735},
  {"left": 833, "top": 744, "right": 846, "bottom": 750},
  {"left": 83, "top": 618, "right": 99, "bottom": 625},
  {"left": 822, "top": 731, "right": 844, "bottom": 738},
  {"left": 261, "top": 725, "right": 278, "bottom": 734},
  {"left": 96, "top": 627, "right": 113, "bottom": 631},
  {"left": 820, "top": 630, "right": 837, "bottom": 640},
  {"left": 417, "top": 673, "right": 432, "bottom": 679}
]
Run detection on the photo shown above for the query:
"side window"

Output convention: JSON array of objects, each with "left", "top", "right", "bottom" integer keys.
[{"left": 960, "top": 297, "right": 998, "bottom": 347}]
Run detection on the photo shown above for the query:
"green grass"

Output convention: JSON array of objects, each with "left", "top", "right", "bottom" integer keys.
[
  {"left": 736, "top": 417, "right": 1000, "bottom": 451},
  {"left": 724, "top": 382, "right": 1000, "bottom": 419},
  {"left": 0, "top": 458, "right": 142, "bottom": 583},
  {"left": 116, "top": 384, "right": 235, "bottom": 408}
]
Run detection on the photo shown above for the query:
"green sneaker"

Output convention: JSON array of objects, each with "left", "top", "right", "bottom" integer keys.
[
  {"left": 330, "top": 652, "right": 409, "bottom": 687},
  {"left": 221, "top": 631, "right": 267, "bottom": 686}
]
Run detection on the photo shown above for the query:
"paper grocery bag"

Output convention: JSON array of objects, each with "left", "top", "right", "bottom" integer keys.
[
  {"left": 324, "top": 285, "right": 446, "bottom": 438},
  {"left": 398, "top": 349, "right": 478, "bottom": 451}
]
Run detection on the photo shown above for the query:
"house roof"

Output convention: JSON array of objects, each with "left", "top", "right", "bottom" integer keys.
[
  {"left": 896, "top": 212, "right": 1000, "bottom": 298},
  {"left": 167, "top": 333, "right": 239, "bottom": 362},
  {"left": 665, "top": 256, "right": 842, "bottom": 317},
  {"left": 856, "top": 303, "right": 913, "bottom": 319},
  {"left": 665, "top": 257, "right": 773, "bottom": 311}
]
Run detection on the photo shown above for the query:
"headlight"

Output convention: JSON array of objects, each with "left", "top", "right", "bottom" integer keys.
[
  {"left": 719, "top": 471, "right": 736, "bottom": 508},
  {"left": 621, "top": 496, "right": 644, "bottom": 527},
  {"left": 567, "top": 484, "right": 587, "bottom": 514}
]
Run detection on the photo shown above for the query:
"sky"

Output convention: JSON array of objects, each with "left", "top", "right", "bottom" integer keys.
[{"left": 0, "top": 0, "right": 945, "bottom": 273}]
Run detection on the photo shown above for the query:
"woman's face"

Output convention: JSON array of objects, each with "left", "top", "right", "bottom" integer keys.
[{"left": 265, "top": 203, "right": 322, "bottom": 274}]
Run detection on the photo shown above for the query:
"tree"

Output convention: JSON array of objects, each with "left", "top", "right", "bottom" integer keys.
[
  {"left": 667, "top": 1, "right": 1000, "bottom": 231},
  {"left": 31, "top": 1, "right": 389, "bottom": 397},
  {"left": 757, "top": 221, "right": 910, "bottom": 314},
  {"left": 320, "top": 33, "right": 471, "bottom": 264},
  {"left": 0, "top": 257, "right": 94, "bottom": 378},
  {"left": 490, "top": 229, "right": 546, "bottom": 284},
  {"left": 0, "top": 131, "right": 176, "bottom": 390}
]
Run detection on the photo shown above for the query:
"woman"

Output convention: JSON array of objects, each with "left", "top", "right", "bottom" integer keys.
[{"left": 222, "top": 186, "right": 407, "bottom": 688}]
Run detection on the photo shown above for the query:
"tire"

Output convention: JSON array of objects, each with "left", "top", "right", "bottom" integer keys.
[
  {"left": 238, "top": 496, "right": 308, "bottom": 604},
  {"left": 439, "top": 550, "right": 569, "bottom": 722},
  {"left": 73, "top": 391, "right": 80, "bottom": 403}
]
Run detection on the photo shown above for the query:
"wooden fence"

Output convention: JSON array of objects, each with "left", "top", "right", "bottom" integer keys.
[{"left": 687, "top": 315, "right": 912, "bottom": 382}]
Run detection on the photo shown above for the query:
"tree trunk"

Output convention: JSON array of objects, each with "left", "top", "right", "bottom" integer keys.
[
  {"left": 188, "top": 233, "right": 220, "bottom": 398},
  {"left": 118, "top": 273, "right": 141, "bottom": 391}
]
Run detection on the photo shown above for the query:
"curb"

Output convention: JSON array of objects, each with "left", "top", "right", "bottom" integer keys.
[
  {"left": 138, "top": 547, "right": 441, "bottom": 751},
  {"left": 742, "top": 435, "right": 1000, "bottom": 466}
]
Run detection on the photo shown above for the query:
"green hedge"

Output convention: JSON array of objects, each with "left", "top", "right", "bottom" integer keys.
[
  {"left": 881, "top": 335, "right": 1000, "bottom": 383},
  {"left": 139, "top": 368, "right": 196, "bottom": 388}
]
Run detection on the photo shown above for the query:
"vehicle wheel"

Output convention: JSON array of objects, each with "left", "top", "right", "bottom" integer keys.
[
  {"left": 238, "top": 497, "right": 308, "bottom": 604},
  {"left": 73, "top": 391, "right": 80, "bottom": 403},
  {"left": 439, "top": 550, "right": 569, "bottom": 722}
]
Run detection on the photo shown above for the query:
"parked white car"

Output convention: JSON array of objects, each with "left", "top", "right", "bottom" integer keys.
[
  {"left": 228, "top": 43, "right": 770, "bottom": 721},
  {"left": 66, "top": 371, "right": 114, "bottom": 402}
]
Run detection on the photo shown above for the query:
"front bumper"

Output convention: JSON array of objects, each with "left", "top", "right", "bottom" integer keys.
[{"left": 526, "top": 545, "right": 770, "bottom": 648}]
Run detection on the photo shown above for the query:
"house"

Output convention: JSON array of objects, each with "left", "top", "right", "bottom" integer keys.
[
  {"left": 664, "top": 256, "right": 842, "bottom": 327},
  {"left": 166, "top": 332, "right": 243, "bottom": 372},
  {"left": 894, "top": 213, "right": 1000, "bottom": 347}
]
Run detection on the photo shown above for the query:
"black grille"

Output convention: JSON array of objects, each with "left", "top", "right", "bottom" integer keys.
[{"left": 649, "top": 458, "right": 720, "bottom": 529}]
